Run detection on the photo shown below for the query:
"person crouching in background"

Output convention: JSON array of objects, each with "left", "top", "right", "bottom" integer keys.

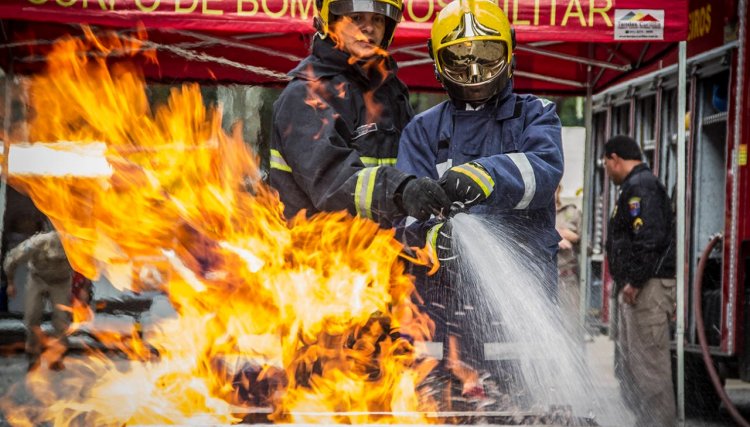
[{"left": 4, "top": 230, "right": 73, "bottom": 371}]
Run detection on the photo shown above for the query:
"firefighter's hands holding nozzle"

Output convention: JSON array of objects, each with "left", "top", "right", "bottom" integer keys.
[
  {"left": 399, "top": 177, "right": 452, "bottom": 221},
  {"left": 439, "top": 162, "right": 495, "bottom": 208}
]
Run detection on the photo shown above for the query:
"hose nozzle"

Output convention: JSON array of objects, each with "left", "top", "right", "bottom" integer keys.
[{"left": 449, "top": 201, "right": 468, "bottom": 218}]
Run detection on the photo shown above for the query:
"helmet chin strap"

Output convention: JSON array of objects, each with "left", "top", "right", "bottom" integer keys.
[{"left": 313, "top": 16, "right": 325, "bottom": 34}]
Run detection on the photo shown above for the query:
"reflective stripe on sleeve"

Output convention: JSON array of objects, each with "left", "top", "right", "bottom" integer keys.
[
  {"left": 354, "top": 166, "right": 380, "bottom": 219},
  {"left": 426, "top": 222, "right": 443, "bottom": 252},
  {"left": 361, "top": 157, "right": 397, "bottom": 167},
  {"left": 453, "top": 163, "right": 494, "bottom": 197},
  {"left": 270, "top": 149, "right": 291, "bottom": 172},
  {"left": 507, "top": 153, "right": 536, "bottom": 209}
]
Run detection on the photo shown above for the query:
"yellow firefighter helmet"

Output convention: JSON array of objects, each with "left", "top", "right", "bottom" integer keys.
[
  {"left": 316, "top": 0, "right": 404, "bottom": 48},
  {"left": 429, "top": 0, "right": 515, "bottom": 103}
]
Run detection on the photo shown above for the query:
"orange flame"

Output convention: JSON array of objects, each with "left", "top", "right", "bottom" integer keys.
[{"left": 0, "top": 31, "right": 439, "bottom": 425}]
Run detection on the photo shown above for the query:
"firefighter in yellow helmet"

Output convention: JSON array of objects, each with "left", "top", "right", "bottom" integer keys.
[
  {"left": 397, "top": 0, "right": 563, "bottom": 401},
  {"left": 429, "top": 0, "right": 515, "bottom": 104},
  {"left": 269, "top": 0, "right": 451, "bottom": 225}
]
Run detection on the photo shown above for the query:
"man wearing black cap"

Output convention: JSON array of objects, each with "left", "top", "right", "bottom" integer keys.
[{"left": 603, "top": 135, "right": 676, "bottom": 426}]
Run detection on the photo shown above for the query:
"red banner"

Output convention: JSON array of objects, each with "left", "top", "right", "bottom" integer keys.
[
  {"left": 0, "top": 0, "right": 687, "bottom": 43},
  {"left": 0, "top": 0, "right": 691, "bottom": 92}
]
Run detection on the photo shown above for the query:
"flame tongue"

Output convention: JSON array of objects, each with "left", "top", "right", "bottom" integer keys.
[{"left": 1, "top": 31, "right": 437, "bottom": 425}]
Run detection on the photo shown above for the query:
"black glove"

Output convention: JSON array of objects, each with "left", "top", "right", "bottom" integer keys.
[
  {"left": 427, "top": 220, "right": 456, "bottom": 271},
  {"left": 400, "top": 177, "right": 452, "bottom": 221},
  {"left": 439, "top": 162, "right": 495, "bottom": 208}
]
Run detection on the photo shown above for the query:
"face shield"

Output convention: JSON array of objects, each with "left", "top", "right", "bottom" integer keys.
[
  {"left": 438, "top": 40, "right": 507, "bottom": 84},
  {"left": 328, "top": 0, "right": 402, "bottom": 23}
]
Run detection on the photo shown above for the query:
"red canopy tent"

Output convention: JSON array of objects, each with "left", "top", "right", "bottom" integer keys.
[{"left": 0, "top": 0, "right": 689, "bottom": 95}]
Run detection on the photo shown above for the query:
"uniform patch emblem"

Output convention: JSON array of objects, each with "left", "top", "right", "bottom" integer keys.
[
  {"left": 628, "top": 197, "right": 641, "bottom": 217},
  {"left": 633, "top": 217, "right": 644, "bottom": 231},
  {"left": 538, "top": 98, "right": 553, "bottom": 108}
]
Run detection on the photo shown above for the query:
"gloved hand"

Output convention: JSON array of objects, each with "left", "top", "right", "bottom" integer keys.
[
  {"left": 426, "top": 220, "right": 455, "bottom": 268},
  {"left": 400, "top": 177, "right": 452, "bottom": 221},
  {"left": 439, "top": 162, "right": 495, "bottom": 208}
]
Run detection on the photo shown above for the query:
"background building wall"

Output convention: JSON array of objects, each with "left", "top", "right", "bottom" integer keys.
[{"left": 560, "top": 126, "right": 586, "bottom": 209}]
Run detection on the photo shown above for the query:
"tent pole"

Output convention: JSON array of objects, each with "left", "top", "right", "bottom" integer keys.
[
  {"left": 578, "top": 64, "right": 594, "bottom": 330},
  {"left": 515, "top": 45, "right": 631, "bottom": 71},
  {"left": 676, "top": 39, "right": 687, "bottom": 425},
  {"left": 513, "top": 70, "right": 586, "bottom": 88}
]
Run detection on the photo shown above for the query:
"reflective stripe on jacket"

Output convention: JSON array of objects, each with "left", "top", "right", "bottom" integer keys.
[
  {"left": 269, "top": 37, "right": 414, "bottom": 225},
  {"left": 396, "top": 84, "right": 563, "bottom": 258}
]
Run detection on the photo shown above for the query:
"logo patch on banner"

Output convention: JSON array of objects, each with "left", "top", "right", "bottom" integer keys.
[
  {"left": 628, "top": 197, "right": 641, "bottom": 216},
  {"left": 614, "top": 9, "right": 665, "bottom": 40}
]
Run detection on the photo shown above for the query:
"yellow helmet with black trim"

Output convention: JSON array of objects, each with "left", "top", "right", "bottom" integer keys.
[
  {"left": 429, "top": 0, "right": 515, "bottom": 103},
  {"left": 316, "top": 0, "right": 403, "bottom": 48}
]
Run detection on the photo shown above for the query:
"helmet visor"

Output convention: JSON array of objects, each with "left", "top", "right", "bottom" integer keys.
[
  {"left": 439, "top": 40, "right": 507, "bottom": 84},
  {"left": 329, "top": 0, "right": 402, "bottom": 23}
]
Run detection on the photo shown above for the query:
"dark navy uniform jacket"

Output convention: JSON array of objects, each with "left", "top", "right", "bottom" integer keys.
[
  {"left": 269, "top": 37, "right": 414, "bottom": 225},
  {"left": 396, "top": 83, "right": 563, "bottom": 259},
  {"left": 606, "top": 163, "right": 675, "bottom": 290}
]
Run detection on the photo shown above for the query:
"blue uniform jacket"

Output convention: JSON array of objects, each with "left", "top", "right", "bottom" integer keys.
[{"left": 396, "top": 84, "right": 563, "bottom": 258}]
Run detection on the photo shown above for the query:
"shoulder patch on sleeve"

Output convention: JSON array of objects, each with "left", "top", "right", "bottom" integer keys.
[
  {"left": 537, "top": 97, "right": 553, "bottom": 108},
  {"left": 628, "top": 197, "right": 641, "bottom": 217}
]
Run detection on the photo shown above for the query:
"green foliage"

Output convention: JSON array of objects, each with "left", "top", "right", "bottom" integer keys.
[{"left": 549, "top": 96, "right": 584, "bottom": 127}]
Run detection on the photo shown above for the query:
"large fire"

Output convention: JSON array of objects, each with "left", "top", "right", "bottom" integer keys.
[{"left": 1, "top": 31, "right": 437, "bottom": 425}]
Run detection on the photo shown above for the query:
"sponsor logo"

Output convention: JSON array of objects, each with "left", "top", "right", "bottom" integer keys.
[{"left": 614, "top": 9, "right": 664, "bottom": 40}]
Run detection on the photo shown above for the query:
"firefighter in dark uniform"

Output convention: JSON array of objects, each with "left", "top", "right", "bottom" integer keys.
[
  {"left": 269, "top": 0, "right": 450, "bottom": 225},
  {"left": 604, "top": 135, "right": 676, "bottom": 426}
]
